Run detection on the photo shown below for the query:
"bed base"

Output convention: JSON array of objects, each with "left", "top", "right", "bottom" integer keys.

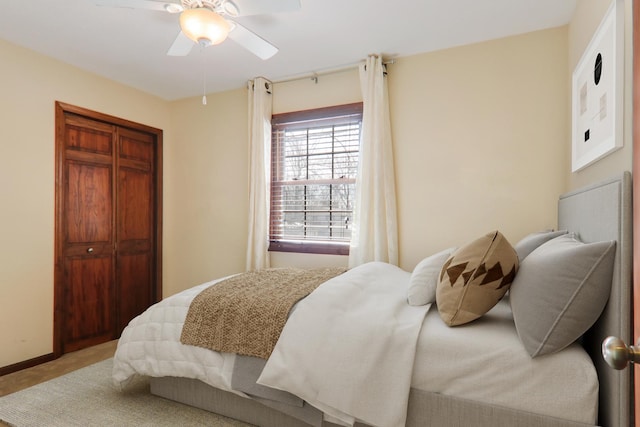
[{"left": 150, "top": 376, "right": 594, "bottom": 427}]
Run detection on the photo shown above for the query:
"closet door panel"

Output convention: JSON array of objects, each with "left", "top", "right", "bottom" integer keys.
[
  {"left": 116, "top": 128, "right": 156, "bottom": 334},
  {"left": 117, "top": 253, "right": 151, "bottom": 332},
  {"left": 59, "top": 113, "right": 117, "bottom": 353},
  {"left": 65, "top": 162, "right": 112, "bottom": 244},
  {"left": 64, "top": 115, "right": 113, "bottom": 155},
  {"left": 63, "top": 256, "right": 114, "bottom": 352},
  {"left": 118, "top": 168, "right": 151, "bottom": 241}
]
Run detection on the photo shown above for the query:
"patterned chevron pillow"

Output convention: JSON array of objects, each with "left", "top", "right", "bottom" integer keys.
[{"left": 436, "top": 230, "right": 519, "bottom": 326}]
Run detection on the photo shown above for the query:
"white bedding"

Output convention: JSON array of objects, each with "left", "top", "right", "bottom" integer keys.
[
  {"left": 413, "top": 295, "right": 599, "bottom": 425},
  {"left": 258, "top": 262, "right": 428, "bottom": 427},
  {"left": 112, "top": 277, "right": 242, "bottom": 395},
  {"left": 112, "top": 264, "right": 599, "bottom": 426}
]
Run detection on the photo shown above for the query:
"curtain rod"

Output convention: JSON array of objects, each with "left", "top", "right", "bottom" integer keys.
[{"left": 270, "top": 59, "right": 395, "bottom": 85}]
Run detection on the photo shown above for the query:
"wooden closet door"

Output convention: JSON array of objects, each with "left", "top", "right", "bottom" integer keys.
[
  {"left": 59, "top": 114, "right": 117, "bottom": 353},
  {"left": 55, "top": 102, "right": 163, "bottom": 356},
  {"left": 116, "top": 128, "right": 156, "bottom": 334}
]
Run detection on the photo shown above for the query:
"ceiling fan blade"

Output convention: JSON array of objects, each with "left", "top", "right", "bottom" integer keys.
[
  {"left": 167, "top": 31, "right": 194, "bottom": 56},
  {"left": 228, "top": 22, "right": 278, "bottom": 60},
  {"left": 93, "top": 0, "right": 178, "bottom": 11},
  {"left": 232, "top": 0, "right": 300, "bottom": 17}
]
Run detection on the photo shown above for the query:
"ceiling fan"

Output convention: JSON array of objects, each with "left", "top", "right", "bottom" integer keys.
[{"left": 94, "top": 0, "right": 301, "bottom": 59}]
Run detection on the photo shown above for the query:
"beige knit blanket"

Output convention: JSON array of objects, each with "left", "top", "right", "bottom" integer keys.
[{"left": 180, "top": 267, "right": 345, "bottom": 359}]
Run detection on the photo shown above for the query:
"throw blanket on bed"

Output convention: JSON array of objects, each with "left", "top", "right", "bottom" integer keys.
[
  {"left": 180, "top": 267, "right": 345, "bottom": 359},
  {"left": 257, "top": 262, "right": 431, "bottom": 427}
]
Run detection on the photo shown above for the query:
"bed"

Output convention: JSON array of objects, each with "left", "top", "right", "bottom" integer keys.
[{"left": 112, "top": 172, "right": 632, "bottom": 427}]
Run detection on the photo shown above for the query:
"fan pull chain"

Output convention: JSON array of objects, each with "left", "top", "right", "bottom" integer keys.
[{"left": 201, "top": 46, "right": 207, "bottom": 106}]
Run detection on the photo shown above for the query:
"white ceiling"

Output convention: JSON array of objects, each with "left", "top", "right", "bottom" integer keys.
[{"left": 0, "top": 0, "right": 577, "bottom": 100}]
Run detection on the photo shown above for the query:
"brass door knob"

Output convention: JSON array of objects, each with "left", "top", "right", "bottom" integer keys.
[{"left": 602, "top": 336, "right": 640, "bottom": 370}]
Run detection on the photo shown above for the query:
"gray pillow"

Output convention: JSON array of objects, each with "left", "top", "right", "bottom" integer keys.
[
  {"left": 407, "top": 248, "right": 456, "bottom": 306},
  {"left": 510, "top": 234, "right": 616, "bottom": 357},
  {"left": 514, "top": 230, "right": 567, "bottom": 262}
]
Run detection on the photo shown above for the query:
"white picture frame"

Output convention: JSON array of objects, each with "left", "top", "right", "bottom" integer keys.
[{"left": 571, "top": 0, "right": 624, "bottom": 172}]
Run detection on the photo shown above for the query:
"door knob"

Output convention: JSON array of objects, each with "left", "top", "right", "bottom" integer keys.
[
  {"left": 602, "top": 336, "right": 640, "bottom": 370},
  {"left": 87, "top": 247, "right": 94, "bottom": 253}
]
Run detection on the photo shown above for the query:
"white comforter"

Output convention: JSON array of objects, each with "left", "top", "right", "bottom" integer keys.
[
  {"left": 112, "top": 276, "right": 242, "bottom": 395},
  {"left": 258, "top": 262, "right": 429, "bottom": 427}
]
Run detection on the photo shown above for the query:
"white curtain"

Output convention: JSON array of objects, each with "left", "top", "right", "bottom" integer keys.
[
  {"left": 246, "top": 77, "right": 272, "bottom": 271},
  {"left": 348, "top": 55, "right": 399, "bottom": 268}
]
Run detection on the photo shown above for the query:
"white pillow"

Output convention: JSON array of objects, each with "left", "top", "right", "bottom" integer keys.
[{"left": 407, "top": 248, "right": 456, "bottom": 306}]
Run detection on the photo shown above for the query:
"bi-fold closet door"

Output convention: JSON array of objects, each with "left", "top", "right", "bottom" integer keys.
[{"left": 54, "top": 102, "right": 162, "bottom": 355}]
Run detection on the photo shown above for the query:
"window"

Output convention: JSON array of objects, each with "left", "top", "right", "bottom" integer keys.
[{"left": 270, "top": 103, "right": 363, "bottom": 255}]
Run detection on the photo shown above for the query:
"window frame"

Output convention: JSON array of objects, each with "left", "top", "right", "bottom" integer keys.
[{"left": 269, "top": 102, "right": 363, "bottom": 256}]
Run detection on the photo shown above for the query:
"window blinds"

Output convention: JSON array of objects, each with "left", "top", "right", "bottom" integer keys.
[{"left": 270, "top": 104, "right": 362, "bottom": 247}]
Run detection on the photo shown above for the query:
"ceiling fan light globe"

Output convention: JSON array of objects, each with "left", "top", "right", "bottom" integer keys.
[{"left": 179, "top": 8, "right": 231, "bottom": 46}]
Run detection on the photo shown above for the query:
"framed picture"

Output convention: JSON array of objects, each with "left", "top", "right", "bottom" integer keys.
[{"left": 571, "top": 0, "right": 624, "bottom": 172}]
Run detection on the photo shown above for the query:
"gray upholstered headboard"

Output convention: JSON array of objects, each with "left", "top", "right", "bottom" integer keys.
[{"left": 557, "top": 171, "right": 632, "bottom": 427}]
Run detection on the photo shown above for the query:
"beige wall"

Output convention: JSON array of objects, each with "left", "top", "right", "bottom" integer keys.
[
  {"left": 390, "top": 28, "right": 568, "bottom": 269},
  {"left": 272, "top": 69, "right": 362, "bottom": 113},
  {"left": 0, "top": 39, "right": 171, "bottom": 367},
  {"left": 567, "top": 0, "right": 632, "bottom": 189},
  {"left": 1, "top": 16, "right": 618, "bottom": 368},
  {"left": 163, "top": 90, "right": 249, "bottom": 297}
]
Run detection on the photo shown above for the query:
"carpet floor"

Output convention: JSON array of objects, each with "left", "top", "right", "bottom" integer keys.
[{"left": 0, "top": 358, "right": 253, "bottom": 426}]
